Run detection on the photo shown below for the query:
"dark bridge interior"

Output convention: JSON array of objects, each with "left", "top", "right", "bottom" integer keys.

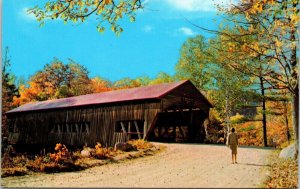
[{"left": 146, "top": 110, "right": 207, "bottom": 143}]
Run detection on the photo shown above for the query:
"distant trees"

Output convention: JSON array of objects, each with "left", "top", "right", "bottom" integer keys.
[
  {"left": 13, "top": 58, "right": 93, "bottom": 106},
  {"left": 113, "top": 77, "right": 141, "bottom": 89},
  {"left": 149, "top": 72, "right": 174, "bottom": 85},
  {"left": 29, "top": 0, "right": 143, "bottom": 35},
  {"left": 90, "top": 77, "right": 112, "bottom": 93},
  {"left": 10, "top": 58, "right": 178, "bottom": 108}
]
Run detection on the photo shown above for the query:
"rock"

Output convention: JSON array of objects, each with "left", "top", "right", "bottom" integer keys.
[
  {"left": 81, "top": 149, "right": 91, "bottom": 157},
  {"left": 114, "top": 142, "right": 136, "bottom": 152},
  {"left": 279, "top": 143, "right": 296, "bottom": 159}
]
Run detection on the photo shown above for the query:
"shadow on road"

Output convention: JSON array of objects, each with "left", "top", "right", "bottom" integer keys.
[
  {"left": 239, "top": 163, "right": 271, "bottom": 167},
  {"left": 151, "top": 142, "right": 276, "bottom": 151},
  {"left": 239, "top": 145, "right": 275, "bottom": 150}
]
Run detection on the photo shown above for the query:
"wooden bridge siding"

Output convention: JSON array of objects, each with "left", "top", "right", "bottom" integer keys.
[{"left": 7, "top": 101, "right": 161, "bottom": 147}]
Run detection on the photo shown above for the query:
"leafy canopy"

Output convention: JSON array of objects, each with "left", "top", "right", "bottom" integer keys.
[{"left": 28, "top": 0, "right": 143, "bottom": 35}]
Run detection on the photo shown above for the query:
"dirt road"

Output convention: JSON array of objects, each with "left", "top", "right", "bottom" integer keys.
[{"left": 2, "top": 143, "right": 273, "bottom": 188}]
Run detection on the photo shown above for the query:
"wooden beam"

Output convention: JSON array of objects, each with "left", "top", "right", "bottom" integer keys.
[
  {"left": 128, "top": 121, "right": 131, "bottom": 140},
  {"left": 120, "top": 122, "right": 128, "bottom": 141},
  {"left": 134, "top": 121, "right": 142, "bottom": 139},
  {"left": 120, "top": 122, "right": 127, "bottom": 134},
  {"left": 178, "top": 125, "right": 185, "bottom": 139},
  {"left": 143, "top": 120, "right": 147, "bottom": 139},
  {"left": 144, "top": 114, "right": 159, "bottom": 140}
]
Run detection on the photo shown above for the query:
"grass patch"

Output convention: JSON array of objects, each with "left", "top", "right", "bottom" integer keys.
[{"left": 265, "top": 151, "right": 298, "bottom": 188}]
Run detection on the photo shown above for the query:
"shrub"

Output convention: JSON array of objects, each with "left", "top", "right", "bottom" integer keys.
[
  {"left": 127, "top": 139, "right": 153, "bottom": 150},
  {"left": 94, "top": 142, "right": 111, "bottom": 159},
  {"left": 26, "top": 143, "right": 75, "bottom": 172},
  {"left": 2, "top": 153, "right": 28, "bottom": 168},
  {"left": 49, "top": 143, "right": 72, "bottom": 163},
  {"left": 26, "top": 156, "right": 45, "bottom": 172}
]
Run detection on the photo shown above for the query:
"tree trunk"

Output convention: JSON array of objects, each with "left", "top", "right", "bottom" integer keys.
[
  {"left": 292, "top": 84, "right": 298, "bottom": 158},
  {"left": 224, "top": 89, "right": 230, "bottom": 144},
  {"left": 290, "top": 0, "right": 298, "bottom": 159},
  {"left": 259, "top": 76, "right": 268, "bottom": 147},
  {"left": 283, "top": 97, "right": 290, "bottom": 143}
]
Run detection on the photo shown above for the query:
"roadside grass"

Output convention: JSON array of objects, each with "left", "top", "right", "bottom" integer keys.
[
  {"left": 264, "top": 150, "right": 298, "bottom": 188},
  {"left": 1, "top": 140, "right": 163, "bottom": 177}
]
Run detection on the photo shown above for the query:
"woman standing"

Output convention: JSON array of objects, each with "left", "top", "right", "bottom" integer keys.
[{"left": 227, "top": 128, "right": 238, "bottom": 164}]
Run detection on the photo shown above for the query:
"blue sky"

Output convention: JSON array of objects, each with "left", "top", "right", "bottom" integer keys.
[{"left": 3, "top": 0, "right": 228, "bottom": 82}]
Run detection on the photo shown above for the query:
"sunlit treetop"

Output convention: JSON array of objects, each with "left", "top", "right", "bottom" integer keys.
[
  {"left": 28, "top": 0, "right": 143, "bottom": 35},
  {"left": 214, "top": 0, "right": 299, "bottom": 94}
]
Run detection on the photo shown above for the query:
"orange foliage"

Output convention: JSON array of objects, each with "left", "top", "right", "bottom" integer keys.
[
  {"left": 13, "top": 81, "right": 57, "bottom": 106},
  {"left": 94, "top": 142, "right": 111, "bottom": 159},
  {"left": 90, "top": 77, "right": 112, "bottom": 93},
  {"left": 50, "top": 143, "right": 71, "bottom": 163},
  {"left": 235, "top": 99, "right": 292, "bottom": 147},
  {"left": 12, "top": 83, "right": 37, "bottom": 106}
]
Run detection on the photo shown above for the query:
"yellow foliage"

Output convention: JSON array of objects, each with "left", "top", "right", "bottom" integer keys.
[
  {"left": 253, "top": 2, "right": 263, "bottom": 13},
  {"left": 94, "top": 142, "right": 111, "bottom": 159},
  {"left": 230, "top": 113, "right": 245, "bottom": 124},
  {"left": 127, "top": 139, "right": 153, "bottom": 150}
]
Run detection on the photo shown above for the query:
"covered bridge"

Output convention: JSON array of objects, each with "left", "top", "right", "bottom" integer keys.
[{"left": 6, "top": 80, "right": 212, "bottom": 148}]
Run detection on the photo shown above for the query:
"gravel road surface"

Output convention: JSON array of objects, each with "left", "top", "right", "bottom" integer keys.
[{"left": 2, "top": 143, "right": 273, "bottom": 188}]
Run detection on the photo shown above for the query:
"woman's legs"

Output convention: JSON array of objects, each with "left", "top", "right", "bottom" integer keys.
[{"left": 233, "top": 154, "right": 237, "bottom": 163}]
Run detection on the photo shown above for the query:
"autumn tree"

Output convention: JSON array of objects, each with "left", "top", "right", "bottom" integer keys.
[
  {"left": 90, "top": 76, "right": 112, "bottom": 92},
  {"left": 206, "top": 29, "right": 274, "bottom": 146},
  {"left": 13, "top": 58, "right": 92, "bottom": 106},
  {"left": 212, "top": 0, "right": 299, "bottom": 152},
  {"left": 29, "top": 0, "right": 143, "bottom": 35}
]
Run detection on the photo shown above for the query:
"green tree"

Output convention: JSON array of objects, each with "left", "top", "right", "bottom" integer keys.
[
  {"left": 134, "top": 76, "right": 151, "bottom": 86},
  {"left": 29, "top": 0, "right": 143, "bottom": 35},
  {"left": 174, "top": 34, "right": 255, "bottom": 143},
  {"left": 149, "top": 72, "right": 174, "bottom": 85},
  {"left": 175, "top": 35, "right": 212, "bottom": 90},
  {"left": 2, "top": 47, "right": 19, "bottom": 137},
  {"left": 113, "top": 77, "right": 141, "bottom": 89}
]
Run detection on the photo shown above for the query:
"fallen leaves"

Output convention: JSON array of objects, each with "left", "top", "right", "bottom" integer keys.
[{"left": 265, "top": 152, "right": 298, "bottom": 188}]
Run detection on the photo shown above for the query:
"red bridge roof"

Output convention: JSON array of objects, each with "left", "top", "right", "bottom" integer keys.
[{"left": 7, "top": 80, "right": 211, "bottom": 114}]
